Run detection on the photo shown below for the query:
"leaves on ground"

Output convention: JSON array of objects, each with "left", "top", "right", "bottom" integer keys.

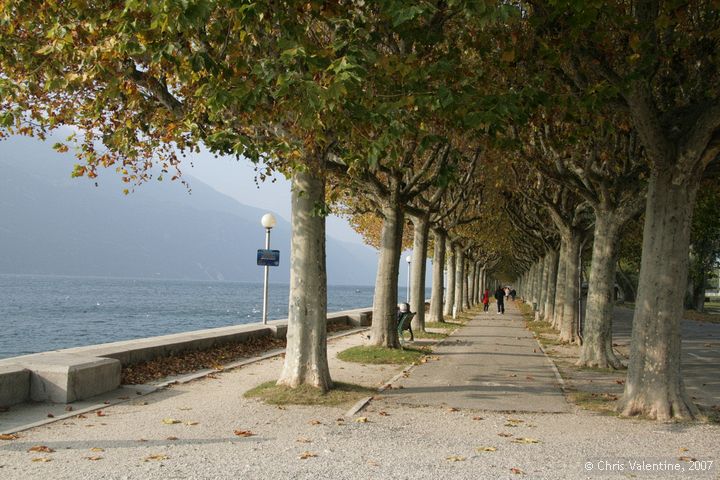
[
  {"left": 85, "top": 456, "right": 103, "bottom": 461},
  {"left": 185, "top": 421, "right": 199, "bottom": 426},
  {"left": 90, "top": 447, "right": 104, "bottom": 452},
  {"left": 354, "top": 417, "right": 369, "bottom": 423},
  {"left": 296, "top": 437, "right": 312, "bottom": 443},
  {"left": 510, "top": 467, "right": 525, "bottom": 475},
  {"left": 512, "top": 437, "right": 540, "bottom": 444},
  {"left": 298, "top": 451, "right": 317, "bottom": 459},
  {"left": 378, "top": 411, "right": 389, "bottom": 416},
  {"left": 31, "top": 457, "right": 52, "bottom": 462},
  {"left": 121, "top": 336, "right": 287, "bottom": 384},
  {"left": 144, "top": 454, "right": 170, "bottom": 462},
  {"left": 0, "top": 434, "right": 18, "bottom": 440},
  {"left": 497, "top": 432, "right": 513, "bottom": 437},
  {"left": 678, "top": 456, "right": 698, "bottom": 462},
  {"left": 472, "top": 416, "right": 483, "bottom": 421},
  {"left": 233, "top": 430, "right": 256, "bottom": 437},
  {"left": 308, "top": 420, "right": 322, "bottom": 425},
  {"left": 166, "top": 436, "right": 179, "bottom": 441},
  {"left": 96, "top": 410, "right": 106, "bottom": 417},
  {"left": 28, "top": 445, "right": 54, "bottom": 453},
  {"left": 446, "top": 455, "right": 466, "bottom": 462},
  {"left": 476, "top": 446, "right": 497, "bottom": 452},
  {"left": 162, "top": 418, "right": 181, "bottom": 425},
  {"left": 447, "top": 407, "right": 460, "bottom": 412}
]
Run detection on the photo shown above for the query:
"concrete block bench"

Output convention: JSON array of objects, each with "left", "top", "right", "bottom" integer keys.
[{"left": 0, "top": 365, "right": 30, "bottom": 406}]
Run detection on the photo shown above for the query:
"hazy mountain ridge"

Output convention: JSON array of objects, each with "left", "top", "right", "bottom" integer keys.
[{"left": 0, "top": 136, "right": 379, "bottom": 285}]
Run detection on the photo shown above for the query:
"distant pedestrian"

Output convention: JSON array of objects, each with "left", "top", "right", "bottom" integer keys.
[
  {"left": 482, "top": 289, "right": 490, "bottom": 312},
  {"left": 494, "top": 286, "right": 505, "bottom": 314},
  {"left": 510, "top": 289, "right": 516, "bottom": 301},
  {"left": 504, "top": 286, "right": 510, "bottom": 300}
]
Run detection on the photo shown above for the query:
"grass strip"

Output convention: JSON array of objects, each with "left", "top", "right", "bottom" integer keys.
[
  {"left": 337, "top": 345, "right": 428, "bottom": 365},
  {"left": 244, "top": 381, "right": 375, "bottom": 406}
]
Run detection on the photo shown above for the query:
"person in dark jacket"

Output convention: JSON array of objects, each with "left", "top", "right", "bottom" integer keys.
[{"left": 494, "top": 286, "right": 505, "bottom": 314}]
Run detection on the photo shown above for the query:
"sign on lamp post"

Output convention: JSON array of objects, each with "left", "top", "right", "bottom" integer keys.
[{"left": 258, "top": 213, "right": 277, "bottom": 325}]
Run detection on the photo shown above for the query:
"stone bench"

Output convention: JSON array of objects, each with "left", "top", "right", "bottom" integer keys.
[{"left": 0, "top": 365, "right": 30, "bottom": 406}]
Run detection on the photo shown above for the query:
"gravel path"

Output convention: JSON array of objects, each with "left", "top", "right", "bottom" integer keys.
[{"left": 1, "top": 321, "right": 718, "bottom": 480}]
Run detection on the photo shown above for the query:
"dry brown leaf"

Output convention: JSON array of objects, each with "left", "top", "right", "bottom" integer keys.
[
  {"left": 679, "top": 447, "right": 689, "bottom": 452},
  {"left": 308, "top": 420, "right": 322, "bottom": 425},
  {"left": 476, "top": 446, "right": 497, "bottom": 452},
  {"left": 76, "top": 414, "right": 87, "bottom": 419},
  {"left": 90, "top": 447, "right": 104, "bottom": 452},
  {"left": 136, "top": 439, "right": 148, "bottom": 443},
  {"left": 296, "top": 437, "right": 312, "bottom": 443},
  {"left": 31, "top": 457, "right": 52, "bottom": 462},
  {"left": 378, "top": 411, "right": 389, "bottom": 416},
  {"left": 46, "top": 413, "right": 54, "bottom": 418},
  {"left": 446, "top": 455, "right": 466, "bottom": 462},
  {"left": 0, "top": 434, "right": 18, "bottom": 440},
  {"left": 510, "top": 467, "right": 525, "bottom": 475},
  {"left": 512, "top": 437, "right": 540, "bottom": 444},
  {"left": 96, "top": 411, "right": 106, "bottom": 417},
  {"left": 178, "top": 407, "right": 192, "bottom": 411},
  {"left": 498, "top": 432, "right": 513, "bottom": 437},
  {"left": 233, "top": 430, "right": 256, "bottom": 437},
  {"left": 162, "top": 418, "right": 181, "bottom": 425},
  {"left": 447, "top": 407, "right": 460, "bottom": 412},
  {"left": 354, "top": 417, "right": 369, "bottom": 423},
  {"left": 85, "top": 456, "right": 103, "bottom": 461},
  {"left": 472, "top": 416, "right": 484, "bottom": 421},
  {"left": 144, "top": 454, "right": 170, "bottom": 462},
  {"left": 298, "top": 451, "right": 317, "bottom": 459},
  {"left": 166, "top": 436, "right": 179, "bottom": 441},
  {"left": 28, "top": 445, "right": 55, "bottom": 453},
  {"left": 185, "top": 421, "right": 199, "bottom": 426},
  {"left": 678, "top": 456, "right": 697, "bottom": 462}
]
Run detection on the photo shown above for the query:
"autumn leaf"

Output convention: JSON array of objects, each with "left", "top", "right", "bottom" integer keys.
[
  {"left": 510, "top": 467, "right": 525, "bottom": 475},
  {"left": 447, "top": 407, "right": 460, "bottom": 412},
  {"left": 162, "top": 418, "right": 181, "bottom": 425},
  {"left": 298, "top": 451, "right": 317, "bottom": 459},
  {"left": 96, "top": 411, "right": 106, "bottom": 417},
  {"left": 28, "top": 445, "right": 55, "bottom": 453},
  {"left": 472, "top": 416, "right": 484, "bottom": 421},
  {"left": 144, "top": 454, "right": 170, "bottom": 462},
  {"left": 296, "top": 437, "right": 312, "bottom": 443},
  {"left": 512, "top": 437, "right": 540, "bottom": 444},
  {"left": 90, "top": 447, "right": 104, "bottom": 452},
  {"left": 31, "top": 457, "right": 52, "bottom": 462},
  {"left": 85, "top": 456, "right": 103, "bottom": 461},
  {"left": 378, "top": 411, "right": 389, "bottom": 416},
  {"left": 679, "top": 447, "right": 689, "bottom": 452},
  {"left": 446, "top": 455, "right": 466, "bottom": 462},
  {"left": 498, "top": 433, "right": 513, "bottom": 437},
  {"left": 476, "top": 446, "right": 497, "bottom": 452},
  {"left": 0, "top": 434, "right": 18, "bottom": 440},
  {"left": 166, "top": 437, "right": 179, "bottom": 441},
  {"left": 233, "top": 430, "right": 256, "bottom": 437},
  {"left": 354, "top": 417, "right": 369, "bottom": 423},
  {"left": 308, "top": 420, "right": 322, "bottom": 425},
  {"left": 678, "top": 456, "right": 697, "bottom": 462},
  {"left": 185, "top": 421, "right": 199, "bottom": 426}
]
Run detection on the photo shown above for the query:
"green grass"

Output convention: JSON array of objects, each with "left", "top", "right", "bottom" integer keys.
[
  {"left": 425, "top": 321, "right": 461, "bottom": 330},
  {"left": 337, "top": 345, "right": 428, "bottom": 364},
  {"left": 567, "top": 390, "right": 619, "bottom": 415},
  {"left": 526, "top": 320, "right": 555, "bottom": 335},
  {"left": 244, "top": 381, "right": 375, "bottom": 406},
  {"left": 413, "top": 330, "right": 448, "bottom": 340}
]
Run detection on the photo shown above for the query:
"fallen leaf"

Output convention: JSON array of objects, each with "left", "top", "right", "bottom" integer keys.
[
  {"left": 504, "top": 423, "right": 519, "bottom": 427},
  {"left": 90, "top": 447, "right": 104, "bottom": 452},
  {"left": 512, "top": 437, "right": 540, "bottom": 444},
  {"left": 510, "top": 467, "right": 525, "bottom": 475},
  {"left": 367, "top": 460, "right": 380, "bottom": 467},
  {"left": 166, "top": 436, "right": 179, "bottom": 441},
  {"left": 525, "top": 376, "right": 534, "bottom": 380},
  {"left": 446, "top": 455, "right": 466, "bottom": 462},
  {"left": 378, "top": 411, "right": 389, "bottom": 416},
  {"left": 117, "top": 396, "right": 129, "bottom": 400},
  {"left": 447, "top": 407, "right": 460, "bottom": 412},
  {"left": 178, "top": 407, "right": 192, "bottom": 411},
  {"left": 507, "top": 373, "right": 517, "bottom": 377},
  {"left": 308, "top": 420, "right": 322, "bottom": 425},
  {"left": 185, "top": 421, "right": 199, "bottom": 426},
  {"left": 64, "top": 406, "right": 73, "bottom": 412},
  {"left": 298, "top": 451, "right": 317, "bottom": 459},
  {"left": 31, "top": 457, "right": 52, "bottom": 462},
  {"left": 162, "top": 418, "right": 181, "bottom": 425},
  {"left": 678, "top": 456, "right": 697, "bottom": 462},
  {"left": 498, "top": 433, "right": 513, "bottom": 437},
  {"left": 85, "top": 456, "right": 103, "bottom": 461},
  {"left": 136, "top": 439, "right": 148, "bottom": 443},
  {"left": 233, "top": 430, "right": 256, "bottom": 437},
  {"left": 476, "top": 446, "right": 497, "bottom": 452},
  {"left": 0, "top": 434, "right": 18, "bottom": 440},
  {"left": 354, "top": 417, "right": 369, "bottom": 423},
  {"left": 47, "top": 413, "right": 54, "bottom": 418},
  {"left": 679, "top": 447, "right": 689, "bottom": 452},
  {"left": 28, "top": 445, "right": 55, "bottom": 453},
  {"left": 103, "top": 401, "right": 110, "bottom": 405},
  {"left": 144, "top": 454, "right": 170, "bottom": 462},
  {"left": 96, "top": 411, "right": 106, "bottom": 417},
  {"left": 296, "top": 437, "right": 312, "bottom": 443}
]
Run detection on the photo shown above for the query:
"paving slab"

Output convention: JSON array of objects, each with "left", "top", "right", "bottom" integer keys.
[{"left": 381, "top": 303, "right": 570, "bottom": 413}]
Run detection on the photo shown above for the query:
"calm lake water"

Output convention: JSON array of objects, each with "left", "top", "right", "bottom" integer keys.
[{"left": 0, "top": 274, "right": 378, "bottom": 359}]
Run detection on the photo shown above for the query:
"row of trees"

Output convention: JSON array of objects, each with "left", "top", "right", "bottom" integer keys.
[{"left": 2, "top": 1, "right": 718, "bottom": 420}]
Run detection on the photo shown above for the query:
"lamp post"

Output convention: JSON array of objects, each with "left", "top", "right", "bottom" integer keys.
[
  {"left": 261, "top": 213, "right": 277, "bottom": 324},
  {"left": 406, "top": 255, "right": 412, "bottom": 303}
]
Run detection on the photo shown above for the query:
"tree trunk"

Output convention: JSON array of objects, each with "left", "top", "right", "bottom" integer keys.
[
  {"left": 544, "top": 249, "right": 559, "bottom": 324},
  {"left": 534, "top": 259, "right": 545, "bottom": 319},
  {"left": 538, "top": 254, "right": 550, "bottom": 318},
  {"left": 559, "top": 234, "right": 580, "bottom": 343},
  {"left": 454, "top": 245, "right": 465, "bottom": 315},
  {"left": 429, "top": 229, "right": 446, "bottom": 323},
  {"left": 463, "top": 258, "right": 472, "bottom": 309},
  {"left": 409, "top": 214, "right": 430, "bottom": 331},
  {"left": 619, "top": 169, "right": 700, "bottom": 420},
  {"left": 467, "top": 261, "right": 475, "bottom": 308},
  {"left": 370, "top": 203, "right": 404, "bottom": 348},
  {"left": 444, "top": 243, "right": 456, "bottom": 317},
  {"left": 552, "top": 240, "right": 567, "bottom": 330},
  {"left": 577, "top": 212, "right": 624, "bottom": 369},
  {"left": 277, "top": 165, "right": 332, "bottom": 392}
]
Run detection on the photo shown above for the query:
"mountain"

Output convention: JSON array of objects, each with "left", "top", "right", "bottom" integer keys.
[{"left": 0, "top": 135, "right": 379, "bottom": 285}]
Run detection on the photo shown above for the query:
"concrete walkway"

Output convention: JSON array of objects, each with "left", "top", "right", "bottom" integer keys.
[{"left": 382, "top": 302, "right": 570, "bottom": 413}]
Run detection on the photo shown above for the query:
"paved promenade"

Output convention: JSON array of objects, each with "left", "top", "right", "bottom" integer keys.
[{"left": 382, "top": 303, "right": 569, "bottom": 413}]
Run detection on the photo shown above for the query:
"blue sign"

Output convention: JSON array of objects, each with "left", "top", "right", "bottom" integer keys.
[{"left": 257, "top": 249, "right": 280, "bottom": 267}]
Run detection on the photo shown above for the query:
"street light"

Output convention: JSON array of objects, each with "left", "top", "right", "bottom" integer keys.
[
  {"left": 406, "top": 255, "right": 412, "bottom": 303},
  {"left": 261, "top": 213, "right": 277, "bottom": 324}
]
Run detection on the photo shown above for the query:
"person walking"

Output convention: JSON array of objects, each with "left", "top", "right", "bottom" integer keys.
[
  {"left": 494, "top": 286, "right": 505, "bottom": 314},
  {"left": 482, "top": 289, "right": 490, "bottom": 312}
]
